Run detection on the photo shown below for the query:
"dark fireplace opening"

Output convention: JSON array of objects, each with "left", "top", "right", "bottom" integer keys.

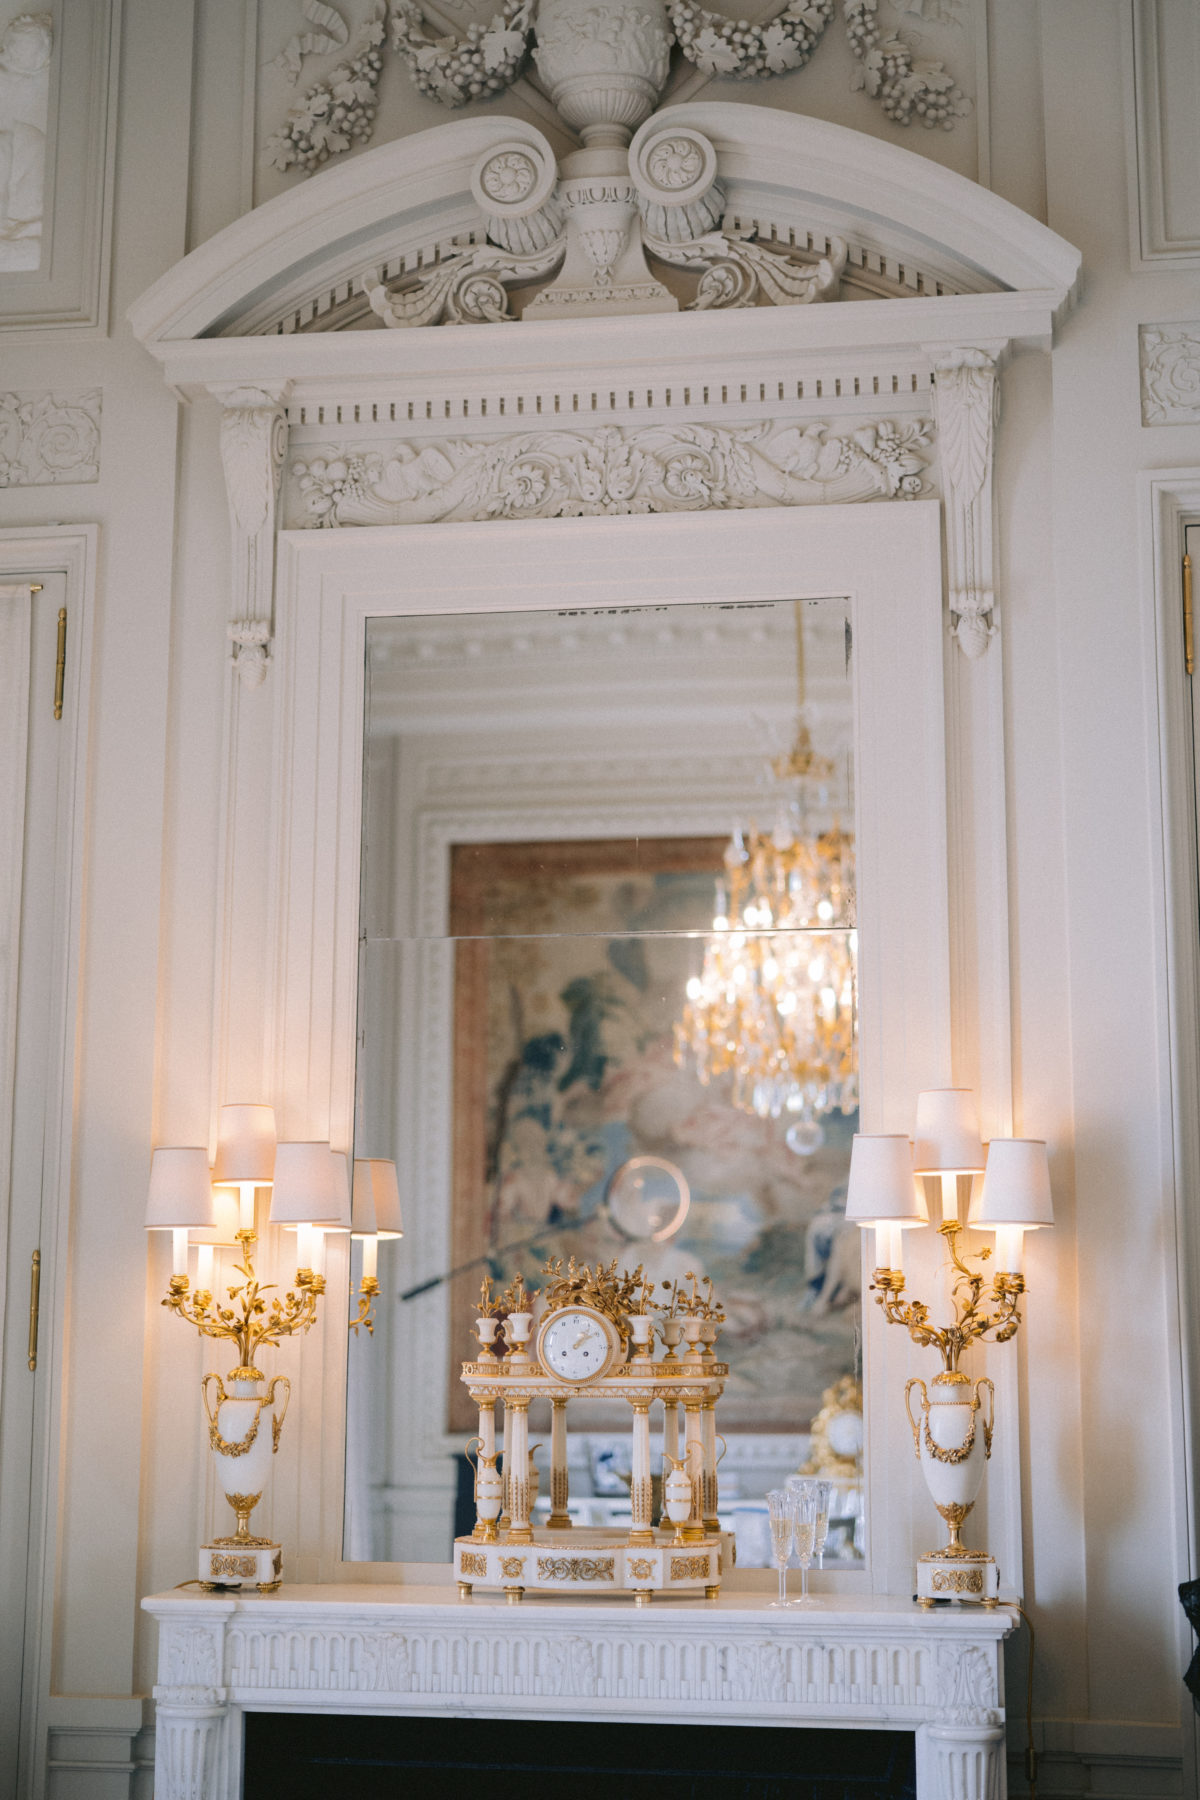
[{"left": 243, "top": 1712, "right": 917, "bottom": 1800}]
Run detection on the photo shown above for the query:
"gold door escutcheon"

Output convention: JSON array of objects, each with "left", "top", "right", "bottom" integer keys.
[
  {"left": 28, "top": 1249, "right": 40, "bottom": 1370},
  {"left": 54, "top": 607, "right": 66, "bottom": 720}
]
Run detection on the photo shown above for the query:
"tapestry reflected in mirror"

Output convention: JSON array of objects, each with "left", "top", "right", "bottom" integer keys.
[{"left": 346, "top": 596, "right": 864, "bottom": 1566}]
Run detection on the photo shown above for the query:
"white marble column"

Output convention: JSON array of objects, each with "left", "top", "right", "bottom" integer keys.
[
  {"left": 548, "top": 1395, "right": 570, "bottom": 1528},
  {"left": 682, "top": 1400, "right": 704, "bottom": 1541},
  {"left": 700, "top": 1400, "right": 719, "bottom": 1531},
  {"left": 505, "top": 1399, "right": 532, "bottom": 1542},
  {"left": 916, "top": 1720, "right": 1006, "bottom": 1800},
  {"left": 628, "top": 1400, "right": 654, "bottom": 1545}
]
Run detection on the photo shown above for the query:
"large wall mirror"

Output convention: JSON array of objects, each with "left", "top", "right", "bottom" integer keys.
[
  {"left": 345, "top": 597, "right": 865, "bottom": 1565},
  {"left": 270, "top": 504, "right": 951, "bottom": 1593}
]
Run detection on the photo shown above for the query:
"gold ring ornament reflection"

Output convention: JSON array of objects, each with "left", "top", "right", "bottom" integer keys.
[
  {"left": 845, "top": 1102, "right": 1053, "bottom": 1606},
  {"left": 604, "top": 1154, "right": 690, "bottom": 1243}
]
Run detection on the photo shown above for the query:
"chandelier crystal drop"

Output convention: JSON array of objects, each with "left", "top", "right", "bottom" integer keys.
[{"left": 673, "top": 724, "right": 858, "bottom": 1146}]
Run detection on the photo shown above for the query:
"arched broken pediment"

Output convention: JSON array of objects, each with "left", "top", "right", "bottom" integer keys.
[
  {"left": 128, "top": 80, "right": 1079, "bottom": 674},
  {"left": 130, "top": 103, "right": 1078, "bottom": 346}
]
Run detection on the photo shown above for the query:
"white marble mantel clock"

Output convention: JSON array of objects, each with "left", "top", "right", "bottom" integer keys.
[{"left": 455, "top": 1261, "right": 729, "bottom": 1605}]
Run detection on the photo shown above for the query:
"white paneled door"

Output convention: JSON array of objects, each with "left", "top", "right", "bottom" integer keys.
[{"left": 0, "top": 574, "right": 71, "bottom": 1798}]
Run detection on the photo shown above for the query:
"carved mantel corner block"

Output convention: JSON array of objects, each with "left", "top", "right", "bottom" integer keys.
[
  {"left": 929, "top": 346, "right": 1003, "bottom": 659},
  {"left": 208, "top": 382, "right": 292, "bottom": 687}
]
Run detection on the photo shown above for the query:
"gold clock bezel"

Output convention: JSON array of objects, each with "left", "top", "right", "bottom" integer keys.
[{"left": 535, "top": 1305, "right": 624, "bottom": 1384}]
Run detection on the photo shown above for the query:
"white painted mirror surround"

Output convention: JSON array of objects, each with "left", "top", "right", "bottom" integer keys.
[{"left": 257, "top": 499, "right": 972, "bottom": 1598}]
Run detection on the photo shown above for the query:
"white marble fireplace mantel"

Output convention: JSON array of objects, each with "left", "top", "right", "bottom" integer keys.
[{"left": 143, "top": 1585, "right": 1018, "bottom": 1800}]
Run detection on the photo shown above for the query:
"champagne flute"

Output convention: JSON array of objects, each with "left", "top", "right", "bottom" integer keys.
[
  {"left": 765, "top": 1488, "right": 794, "bottom": 1609},
  {"left": 812, "top": 1478, "right": 833, "bottom": 1569},
  {"left": 789, "top": 1478, "right": 819, "bottom": 1605}
]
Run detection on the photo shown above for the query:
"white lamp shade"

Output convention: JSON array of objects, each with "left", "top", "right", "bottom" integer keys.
[
  {"left": 268, "top": 1141, "right": 341, "bottom": 1225},
  {"left": 145, "top": 1148, "right": 216, "bottom": 1230},
  {"left": 912, "top": 1088, "right": 985, "bottom": 1174},
  {"left": 845, "top": 1135, "right": 928, "bottom": 1226},
  {"left": 972, "top": 1138, "right": 1054, "bottom": 1228},
  {"left": 352, "top": 1159, "right": 404, "bottom": 1239},
  {"left": 212, "top": 1104, "right": 276, "bottom": 1187},
  {"left": 323, "top": 1151, "right": 353, "bottom": 1231}
]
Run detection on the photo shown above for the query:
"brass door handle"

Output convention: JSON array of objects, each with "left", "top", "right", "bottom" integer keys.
[{"left": 28, "top": 1249, "right": 40, "bottom": 1371}]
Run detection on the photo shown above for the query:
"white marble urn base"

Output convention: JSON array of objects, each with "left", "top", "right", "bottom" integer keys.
[
  {"left": 199, "top": 1539, "right": 282, "bottom": 1592},
  {"left": 915, "top": 1550, "right": 1000, "bottom": 1607}
]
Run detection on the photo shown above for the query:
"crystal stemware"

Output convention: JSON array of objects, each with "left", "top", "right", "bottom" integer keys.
[
  {"left": 765, "top": 1488, "right": 794, "bottom": 1609},
  {"left": 812, "top": 1477, "right": 833, "bottom": 1568},
  {"left": 788, "top": 1478, "right": 819, "bottom": 1605}
]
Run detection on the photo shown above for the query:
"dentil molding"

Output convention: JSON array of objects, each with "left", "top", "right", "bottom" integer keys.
[
  {"left": 1139, "top": 323, "right": 1200, "bottom": 425},
  {"left": 0, "top": 389, "right": 101, "bottom": 487},
  {"left": 284, "top": 416, "right": 934, "bottom": 527}
]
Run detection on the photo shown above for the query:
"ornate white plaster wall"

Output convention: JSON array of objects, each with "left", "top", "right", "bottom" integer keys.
[{"left": 2, "top": 4, "right": 1199, "bottom": 1798}]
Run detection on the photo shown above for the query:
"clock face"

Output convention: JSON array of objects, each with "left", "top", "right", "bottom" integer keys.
[{"left": 537, "top": 1308, "right": 621, "bottom": 1383}]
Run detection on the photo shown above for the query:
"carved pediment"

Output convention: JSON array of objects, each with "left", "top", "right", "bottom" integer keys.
[{"left": 130, "top": 99, "right": 1078, "bottom": 350}]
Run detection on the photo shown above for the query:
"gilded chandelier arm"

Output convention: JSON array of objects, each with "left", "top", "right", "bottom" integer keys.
[
  {"left": 162, "top": 1232, "right": 325, "bottom": 1369},
  {"left": 871, "top": 1221, "right": 1025, "bottom": 1372}
]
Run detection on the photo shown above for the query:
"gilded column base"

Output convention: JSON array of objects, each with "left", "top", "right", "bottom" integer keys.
[
  {"left": 505, "top": 1526, "right": 534, "bottom": 1544},
  {"left": 546, "top": 1512, "right": 572, "bottom": 1529}
]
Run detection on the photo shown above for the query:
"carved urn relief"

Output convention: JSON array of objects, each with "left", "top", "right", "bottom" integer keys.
[
  {"left": 524, "top": 0, "right": 677, "bottom": 315},
  {"left": 532, "top": 0, "right": 673, "bottom": 146}
]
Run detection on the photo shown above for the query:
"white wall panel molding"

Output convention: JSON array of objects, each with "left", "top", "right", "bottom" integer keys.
[
  {"left": 0, "top": 389, "right": 102, "bottom": 487},
  {"left": 0, "top": 0, "right": 120, "bottom": 336},
  {"left": 1125, "top": 0, "right": 1200, "bottom": 269},
  {"left": 1139, "top": 323, "right": 1200, "bottom": 425},
  {"left": 1008, "top": 1719, "right": 1185, "bottom": 1800},
  {"left": 43, "top": 1695, "right": 149, "bottom": 1800}
]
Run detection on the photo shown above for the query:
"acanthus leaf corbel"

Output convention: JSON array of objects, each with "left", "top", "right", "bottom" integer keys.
[
  {"left": 208, "top": 381, "right": 292, "bottom": 688},
  {"left": 928, "top": 346, "right": 1003, "bottom": 659}
]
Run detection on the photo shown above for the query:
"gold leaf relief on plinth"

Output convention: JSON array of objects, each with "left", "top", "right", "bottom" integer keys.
[
  {"left": 670, "top": 1555, "right": 711, "bottom": 1580},
  {"left": 210, "top": 1554, "right": 259, "bottom": 1579},
  {"left": 931, "top": 1567, "right": 984, "bottom": 1594},
  {"left": 536, "top": 1556, "right": 615, "bottom": 1581},
  {"left": 461, "top": 1551, "right": 488, "bottom": 1577}
]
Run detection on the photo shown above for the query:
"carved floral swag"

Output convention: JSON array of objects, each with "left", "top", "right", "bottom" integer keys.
[{"left": 266, "top": 0, "right": 971, "bottom": 175}]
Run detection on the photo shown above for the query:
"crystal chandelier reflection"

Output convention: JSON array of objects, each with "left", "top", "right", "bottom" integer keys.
[{"left": 673, "top": 715, "right": 858, "bottom": 1153}]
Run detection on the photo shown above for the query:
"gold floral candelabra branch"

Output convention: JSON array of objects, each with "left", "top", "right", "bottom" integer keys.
[
  {"left": 870, "top": 1220, "right": 1024, "bottom": 1374},
  {"left": 476, "top": 1273, "right": 504, "bottom": 1317},
  {"left": 348, "top": 1271, "right": 379, "bottom": 1338},
  {"left": 163, "top": 1226, "right": 324, "bottom": 1378}
]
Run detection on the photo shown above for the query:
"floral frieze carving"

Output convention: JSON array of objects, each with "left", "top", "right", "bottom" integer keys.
[
  {"left": 1140, "top": 324, "right": 1200, "bottom": 425},
  {"left": 0, "top": 389, "right": 101, "bottom": 487},
  {"left": 286, "top": 418, "right": 933, "bottom": 527}
]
